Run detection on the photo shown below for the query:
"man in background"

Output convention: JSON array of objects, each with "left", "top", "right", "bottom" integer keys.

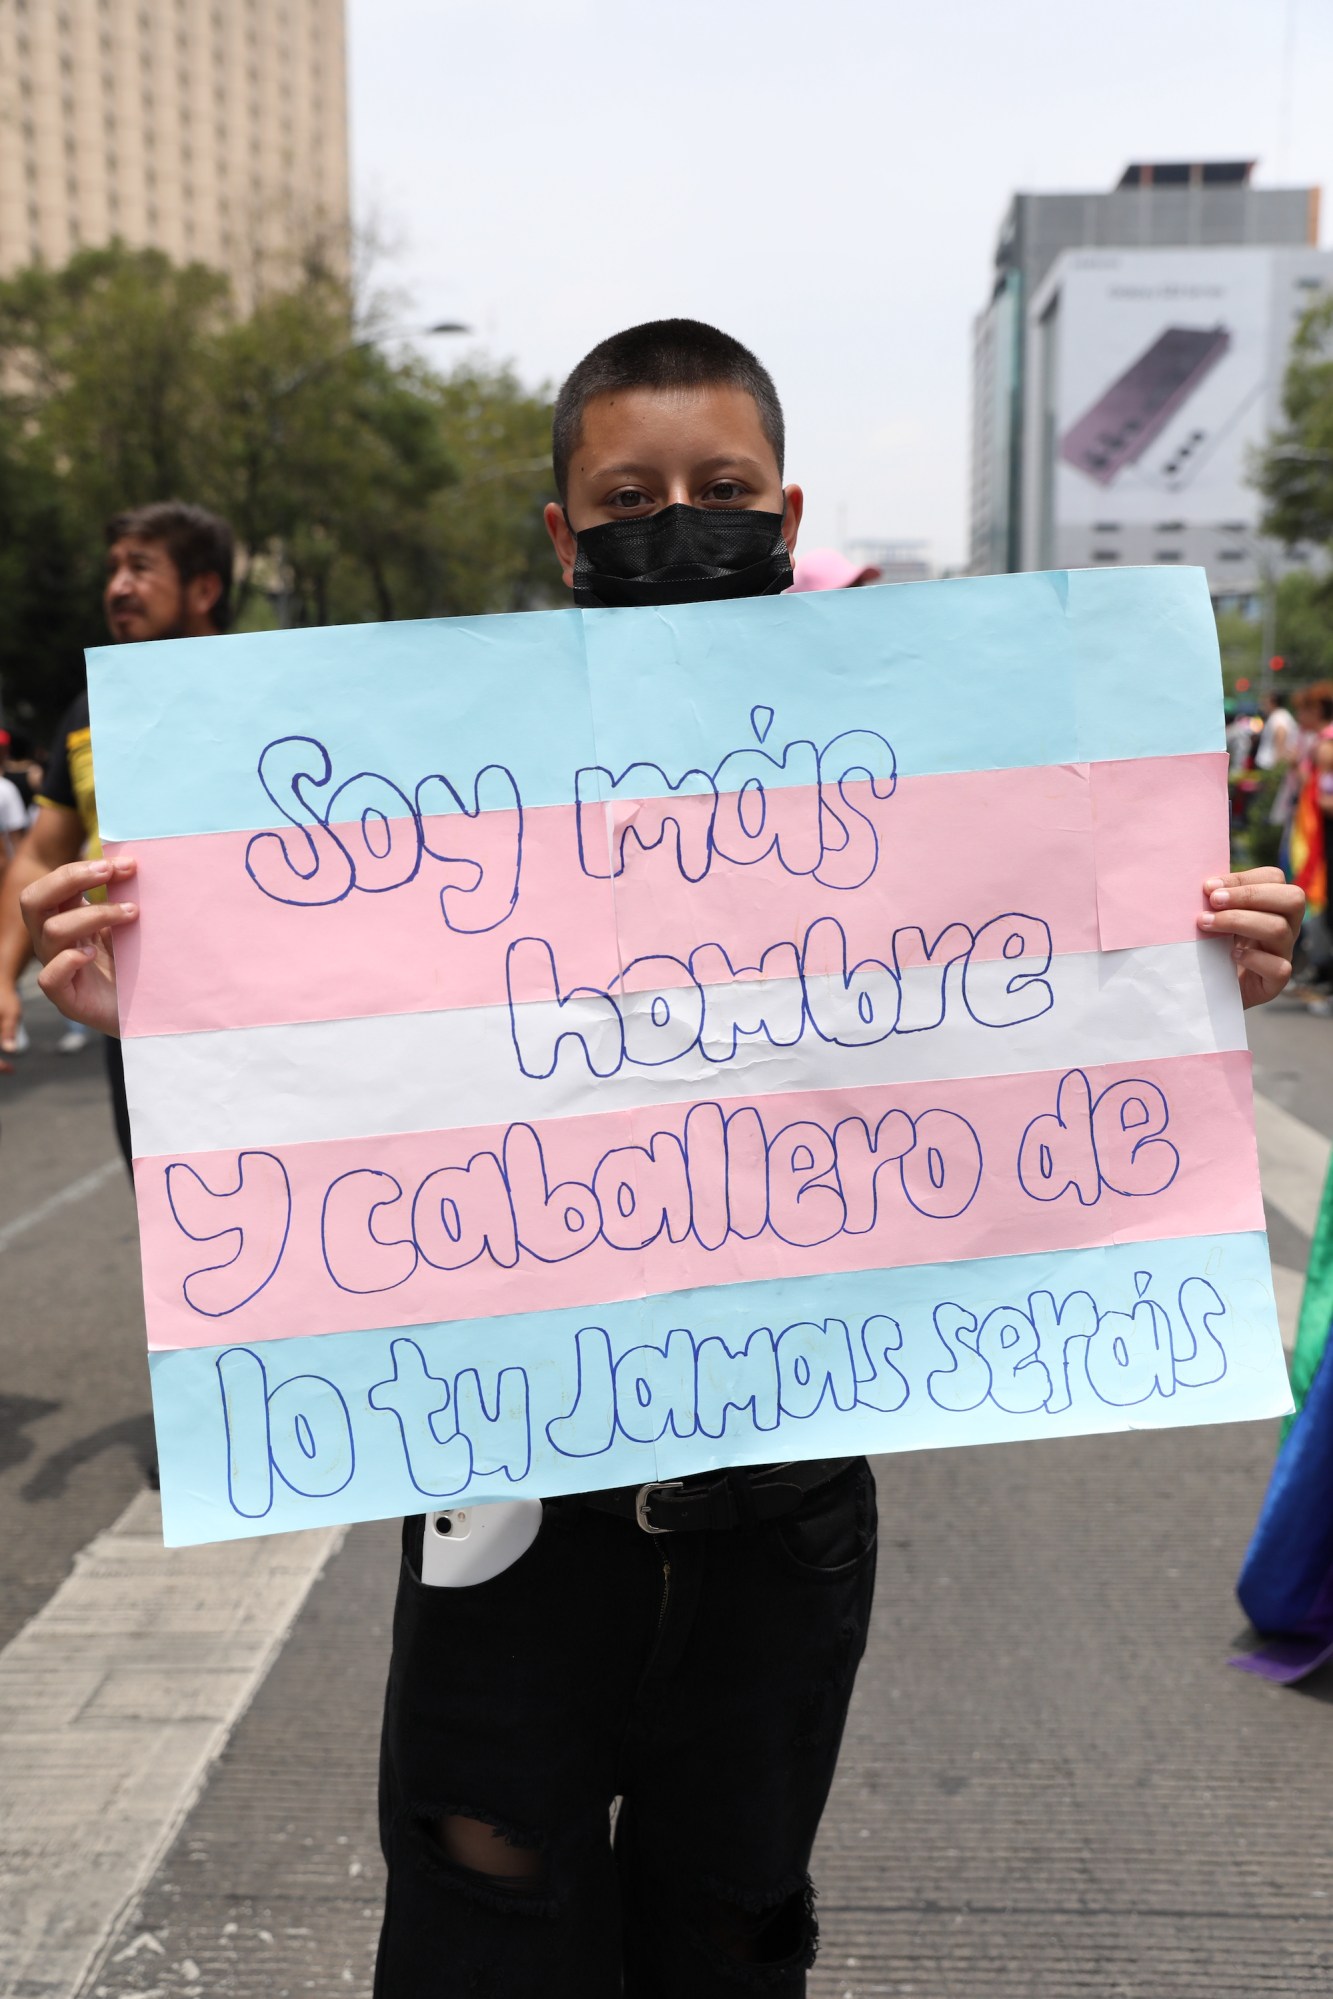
[
  {"left": 0, "top": 501, "right": 234, "bottom": 1130},
  {"left": 1256, "top": 687, "right": 1298, "bottom": 773}
]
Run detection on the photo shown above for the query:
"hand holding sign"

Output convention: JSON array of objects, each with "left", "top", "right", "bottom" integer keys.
[
  {"left": 1196, "top": 867, "right": 1303, "bottom": 1006},
  {"left": 22, "top": 852, "right": 137, "bottom": 1038}
]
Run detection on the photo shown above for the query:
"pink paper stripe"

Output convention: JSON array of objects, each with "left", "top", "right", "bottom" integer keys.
[
  {"left": 1092, "top": 753, "right": 1230, "bottom": 952},
  {"left": 107, "top": 756, "right": 1228, "bottom": 1038},
  {"left": 134, "top": 1050, "right": 1260, "bottom": 1350}
]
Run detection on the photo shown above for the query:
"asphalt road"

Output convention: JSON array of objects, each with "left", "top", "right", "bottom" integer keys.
[
  {"left": 3, "top": 979, "right": 1333, "bottom": 1997},
  {"left": 0, "top": 975, "right": 148, "bottom": 1651}
]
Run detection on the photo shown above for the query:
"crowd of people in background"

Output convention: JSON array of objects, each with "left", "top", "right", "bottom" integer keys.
[
  {"left": 0, "top": 726, "right": 86, "bottom": 1061},
  {"left": 0, "top": 729, "right": 45, "bottom": 1052},
  {"left": 0, "top": 728, "right": 41, "bottom": 841},
  {"left": 1228, "top": 681, "right": 1333, "bottom": 1012}
]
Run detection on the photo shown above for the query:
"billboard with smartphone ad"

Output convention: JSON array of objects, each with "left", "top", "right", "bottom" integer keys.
[{"left": 1051, "top": 250, "right": 1270, "bottom": 528}]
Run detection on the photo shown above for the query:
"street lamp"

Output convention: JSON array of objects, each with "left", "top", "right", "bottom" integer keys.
[{"left": 273, "top": 320, "right": 472, "bottom": 401}]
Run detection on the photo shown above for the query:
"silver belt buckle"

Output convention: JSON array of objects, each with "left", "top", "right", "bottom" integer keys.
[{"left": 635, "top": 1480, "right": 684, "bottom": 1533}]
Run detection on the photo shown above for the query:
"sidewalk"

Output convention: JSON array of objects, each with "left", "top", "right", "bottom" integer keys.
[{"left": 79, "top": 1417, "right": 1333, "bottom": 1998}]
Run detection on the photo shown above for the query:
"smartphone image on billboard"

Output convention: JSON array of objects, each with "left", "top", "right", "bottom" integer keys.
[
  {"left": 1142, "top": 377, "right": 1264, "bottom": 493},
  {"left": 1059, "top": 325, "right": 1232, "bottom": 487}
]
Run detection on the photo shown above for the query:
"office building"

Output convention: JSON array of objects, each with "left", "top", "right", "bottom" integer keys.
[
  {"left": 970, "top": 162, "right": 1319, "bottom": 581},
  {"left": 0, "top": 0, "right": 349, "bottom": 294}
]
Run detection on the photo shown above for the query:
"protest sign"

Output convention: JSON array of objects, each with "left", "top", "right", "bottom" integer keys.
[{"left": 88, "top": 566, "right": 1291, "bottom": 1546}]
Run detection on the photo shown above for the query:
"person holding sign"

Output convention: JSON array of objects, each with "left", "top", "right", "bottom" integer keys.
[{"left": 17, "top": 321, "right": 1306, "bottom": 1996}]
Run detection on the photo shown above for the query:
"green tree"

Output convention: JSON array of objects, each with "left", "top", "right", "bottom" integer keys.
[
  {"left": 1216, "top": 604, "right": 1262, "bottom": 698},
  {"left": 1217, "top": 296, "right": 1333, "bottom": 710},
  {"left": 0, "top": 245, "right": 228, "bottom": 531},
  {"left": 0, "top": 242, "right": 558, "bottom": 738},
  {"left": 0, "top": 245, "right": 229, "bottom": 736},
  {"left": 206, "top": 281, "right": 463, "bottom": 626},
  {"left": 423, "top": 363, "right": 560, "bottom": 618},
  {"left": 1257, "top": 294, "right": 1333, "bottom": 549},
  {"left": 1270, "top": 570, "right": 1333, "bottom": 681},
  {"left": 1214, "top": 576, "right": 1333, "bottom": 700},
  {"left": 0, "top": 427, "right": 96, "bottom": 739},
  {"left": 209, "top": 329, "right": 558, "bottom": 628}
]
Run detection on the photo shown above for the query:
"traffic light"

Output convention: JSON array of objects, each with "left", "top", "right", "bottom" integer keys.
[
  {"left": 1271, "top": 656, "right": 1285, "bottom": 672},
  {"left": 1237, "top": 677, "right": 1251, "bottom": 691}
]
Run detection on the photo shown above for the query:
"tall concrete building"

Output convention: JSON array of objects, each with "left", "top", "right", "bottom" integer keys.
[
  {"left": 0, "top": 0, "right": 349, "bottom": 293},
  {"left": 970, "top": 162, "right": 1320, "bottom": 579}
]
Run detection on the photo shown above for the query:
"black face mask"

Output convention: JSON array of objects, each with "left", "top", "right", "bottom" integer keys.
[{"left": 570, "top": 503, "right": 793, "bottom": 609}]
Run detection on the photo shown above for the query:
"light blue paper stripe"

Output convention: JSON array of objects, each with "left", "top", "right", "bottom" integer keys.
[
  {"left": 151, "top": 1229, "right": 1286, "bottom": 1545},
  {"left": 90, "top": 567, "right": 1222, "bottom": 844}
]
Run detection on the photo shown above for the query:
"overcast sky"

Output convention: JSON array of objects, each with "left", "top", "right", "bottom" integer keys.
[{"left": 346, "top": 0, "right": 1333, "bottom": 571}]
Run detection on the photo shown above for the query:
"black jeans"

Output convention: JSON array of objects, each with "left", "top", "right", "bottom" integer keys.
[{"left": 375, "top": 1459, "right": 877, "bottom": 1997}]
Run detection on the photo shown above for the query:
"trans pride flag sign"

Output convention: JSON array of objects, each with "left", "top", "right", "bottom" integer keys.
[{"left": 89, "top": 567, "right": 1292, "bottom": 1545}]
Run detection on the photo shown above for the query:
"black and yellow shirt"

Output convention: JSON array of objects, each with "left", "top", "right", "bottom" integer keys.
[{"left": 36, "top": 690, "right": 101, "bottom": 858}]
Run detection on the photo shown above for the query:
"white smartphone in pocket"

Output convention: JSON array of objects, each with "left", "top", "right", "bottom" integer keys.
[{"left": 420, "top": 1499, "right": 543, "bottom": 1587}]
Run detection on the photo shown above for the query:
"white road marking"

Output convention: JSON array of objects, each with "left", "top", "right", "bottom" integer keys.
[
  {"left": 1270, "top": 1261, "right": 1306, "bottom": 1353},
  {"left": 1250, "top": 1089, "right": 1329, "bottom": 1352},
  {"left": 0, "top": 1491, "right": 342, "bottom": 1999},
  {"left": 0, "top": 1157, "right": 123, "bottom": 1255},
  {"left": 1252, "top": 1091, "right": 1332, "bottom": 1241}
]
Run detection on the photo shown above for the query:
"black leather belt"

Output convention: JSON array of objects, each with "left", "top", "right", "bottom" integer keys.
[{"left": 573, "top": 1458, "right": 853, "bottom": 1535}]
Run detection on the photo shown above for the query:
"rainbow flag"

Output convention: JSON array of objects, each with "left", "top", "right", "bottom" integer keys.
[
  {"left": 1289, "top": 766, "right": 1327, "bottom": 919},
  {"left": 1235, "top": 1153, "right": 1333, "bottom": 1682}
]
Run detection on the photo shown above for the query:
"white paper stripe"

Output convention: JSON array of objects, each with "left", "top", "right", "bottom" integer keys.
[{"left": 122, "top": 941, "right": 1243, "bottom": 1159}]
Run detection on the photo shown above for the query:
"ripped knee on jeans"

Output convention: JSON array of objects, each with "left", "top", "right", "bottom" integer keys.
[
  {"left": 699, "top": 1874, "right": 818, "bottom": 1979},
  {"left": 415, "top": 1807, "right": 552, "bottom": 1913},
  {"left": 435, "top": 1811, "right": 544, "bottom": 1884}
]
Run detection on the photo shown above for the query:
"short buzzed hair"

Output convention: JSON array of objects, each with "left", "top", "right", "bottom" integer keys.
[
  {"left": 552, "top": 318, "right": 785, "bottom": 503},
  {"left": 105, "top": 500, "right": 235, "bottom": 631}
]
